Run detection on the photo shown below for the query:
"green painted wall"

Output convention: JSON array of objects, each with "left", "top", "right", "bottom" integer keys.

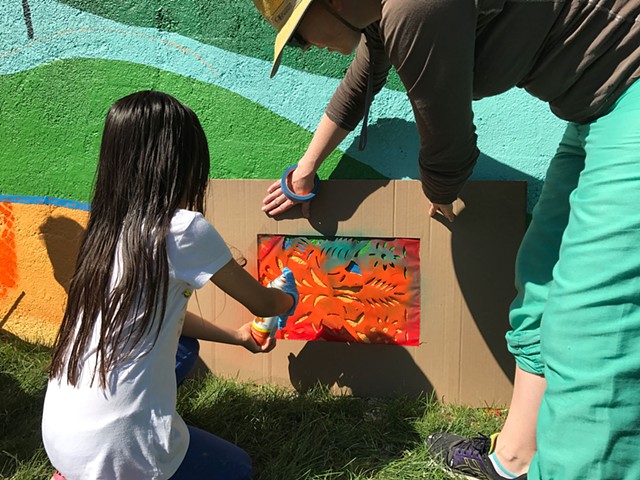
[
  {"left": 55, "top": 0, "right": 405, "bottom": 90},
  {"left": 2, "top": 0, "right": 565, "bottom": 210},
  {"left": 0, "top": 59, "right": 381, "bottom": 203}
]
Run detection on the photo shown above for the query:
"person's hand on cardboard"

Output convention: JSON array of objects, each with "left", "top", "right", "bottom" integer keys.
[
  {"left": 428, "top": 199, "right": 465, "bottom": 222},
  {"left": 262, "top": 164, "right": 317, "bottom": 218}
]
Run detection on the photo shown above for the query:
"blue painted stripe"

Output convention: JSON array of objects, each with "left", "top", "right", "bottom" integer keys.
[
  {"left": 0, "top": 0, "right": 562, "bottom": 210},
  {"left": 0, "top": 0, "right": 415, "bottom": 179},
  {"left": 0, "top": 194, "right": 90, "bottom": 211}
]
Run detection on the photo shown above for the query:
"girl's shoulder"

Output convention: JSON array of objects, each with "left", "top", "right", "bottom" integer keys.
[
  {"left": 167, "top": 209, "right": 232, "bottom": 284},
  {"left": 171, "top": 208, "right": 209, "bottom": 233},
  {"left": 171, "top": 207, "right": 204, "bottom": 222},
  {"left": 169, "top": 209, "right": 223, "bottom": 245}
]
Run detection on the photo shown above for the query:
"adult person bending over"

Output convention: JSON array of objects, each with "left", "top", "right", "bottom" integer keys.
[{"left": 253, "top": 1, "right": 640, "bottom": 479}]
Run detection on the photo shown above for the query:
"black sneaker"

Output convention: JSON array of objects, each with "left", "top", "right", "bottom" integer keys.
[{"left": 426, "top": 432, "right": 527, "bottom": 480}]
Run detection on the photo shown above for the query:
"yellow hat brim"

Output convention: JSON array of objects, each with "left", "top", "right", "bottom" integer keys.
[{"left": 270, "top": 0, "right": 314, "bottom": 77}]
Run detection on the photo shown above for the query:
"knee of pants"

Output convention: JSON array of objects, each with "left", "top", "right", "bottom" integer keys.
[
  {"left": 230, "top": 450, "right": 252, "bottom": 480},
  {"left": 171, "top": 426, "right": 253, "bottom": 480},
  {"left": 176, "top": 336, "right": 200, "bottom": 385},
  {"left": 178, "top": 336, "right": 200, "bottom": 357}
]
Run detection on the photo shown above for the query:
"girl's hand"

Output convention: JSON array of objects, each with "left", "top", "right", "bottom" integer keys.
[
  {"left": 262, "top": 165, "right": 316, "bottom": 218},
  {"left": 237, "top": 321, "right": 276, "bottom": 353}
]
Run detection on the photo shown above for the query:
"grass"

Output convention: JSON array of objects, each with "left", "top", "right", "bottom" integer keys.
[{"left": 0, "top": 330, "right": 507, "bottom": 480}]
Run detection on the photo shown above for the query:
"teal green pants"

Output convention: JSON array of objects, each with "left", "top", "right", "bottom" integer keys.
[{"left": 506, "top": 79, "right": 640, "bottom": 480}]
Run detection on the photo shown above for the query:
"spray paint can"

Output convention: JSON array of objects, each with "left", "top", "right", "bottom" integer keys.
[{"left": 250, "top": 274, "right": 287, "bottom": 345}]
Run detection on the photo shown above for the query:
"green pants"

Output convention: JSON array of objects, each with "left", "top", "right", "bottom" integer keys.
[{"left": 506, "top": 79, "right": 640, "bottom": 480}]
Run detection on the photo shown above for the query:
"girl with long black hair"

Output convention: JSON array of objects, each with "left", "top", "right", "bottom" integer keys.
[{"left": 42, "top": 90, "right": 298, "bottom": 480}]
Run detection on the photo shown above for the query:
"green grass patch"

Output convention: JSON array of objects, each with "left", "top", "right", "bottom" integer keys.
[
  {"left": 0, "top": 332, "right": 51, "bottom": 479},
  {"left": 0, "top": 329, "right": 506, "bottom": 479}
]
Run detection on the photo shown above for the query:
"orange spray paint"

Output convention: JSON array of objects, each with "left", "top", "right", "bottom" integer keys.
[
  {"left": 258, "top": 236, "right": 421, "bottom": 346},
  {"left": 0, "top": 203, "right": 18, "bottom": 299}
]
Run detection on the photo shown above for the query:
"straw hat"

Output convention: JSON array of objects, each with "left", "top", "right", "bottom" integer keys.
[{"left": 253, "top": 0, "right": 314, "bottom": 77}]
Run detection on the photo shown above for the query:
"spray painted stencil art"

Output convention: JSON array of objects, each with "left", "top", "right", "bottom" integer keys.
[{"left": 258, "top": 235, "right": 420, "bottom": 345}]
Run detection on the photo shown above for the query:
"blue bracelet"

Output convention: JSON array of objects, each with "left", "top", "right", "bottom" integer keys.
[{"left": 280, "top": 165, "right": 320, "bottom": 202}]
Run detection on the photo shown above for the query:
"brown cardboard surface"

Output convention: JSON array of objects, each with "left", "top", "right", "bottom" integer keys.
[{"left": 190, "top": 179, "right": 526, "bottom": 406}]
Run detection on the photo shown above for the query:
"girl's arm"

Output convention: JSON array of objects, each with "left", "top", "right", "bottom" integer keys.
[
  {"left": 181, "top": 259, "right": 295, "bottom": 353},
  {"left": 181, "top": 311, "right": 275, "bottom": 353},
  {"left": 209, "top": 258, "right": 294, "bottom": 317}
]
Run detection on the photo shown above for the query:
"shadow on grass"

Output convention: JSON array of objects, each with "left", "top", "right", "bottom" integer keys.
[
  {"left": 0, "top": 331, "right": 505, "bottom": 480},
  {"left": 1, "top": 328, "right": 426, "bottom": 479},
  {"left": 0, "top": 330, "right": 51, "bottom": 478},
  {"left": 177, "top": 376, "right": 426, "bottom": 480}
]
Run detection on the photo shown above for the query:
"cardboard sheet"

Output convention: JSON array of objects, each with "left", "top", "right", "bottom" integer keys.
[{"left": 189, "top": 179, "right": 526, "bottom": 406}]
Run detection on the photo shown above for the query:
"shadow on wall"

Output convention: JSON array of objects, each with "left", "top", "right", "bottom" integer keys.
[
  {"left": 0, "top": 291, "right": 25, "bottom": 330},
  {"left": 343, "top": 117, "right": 542, "bottom": 203},
  {"left": 288, "top": 341, "right": 433, "bottom": 398},
  {"left": 39, "top": 216, "right": 86, "bottom": 294}
]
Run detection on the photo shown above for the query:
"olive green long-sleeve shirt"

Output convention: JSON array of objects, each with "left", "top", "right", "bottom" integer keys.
[{"left": 325, "top": 0, "right": 640, "bottom": 204}]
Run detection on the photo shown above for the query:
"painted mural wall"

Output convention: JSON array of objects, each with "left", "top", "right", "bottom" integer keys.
[{"left": 0, "top": 0, "right": 566, "bottom": 344}]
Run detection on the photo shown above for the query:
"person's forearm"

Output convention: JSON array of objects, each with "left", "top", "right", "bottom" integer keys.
[
  {"left": 262, "top": 114, "right": 351, "bottom": 216},
  {"left": 181, "top": 310, "right": 241, "bottom": 345},
  {"left": 297, "top": 114, "right": 350, "bottom": 174}
]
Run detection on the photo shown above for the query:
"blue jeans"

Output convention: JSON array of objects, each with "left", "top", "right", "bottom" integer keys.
[
  {"left": 171, "top": 336, "right": 252, "bottom": 480},
  {"left": 175, "top": 335, "right": 201, "bottom": 387}
]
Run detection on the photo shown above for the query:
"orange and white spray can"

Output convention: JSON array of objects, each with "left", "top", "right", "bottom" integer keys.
[
  {"left": 250, "top": 315, "right": 279, "bottom": 345},
  {"left": 250, "top": 274, "right": 288, "bottom": 345}
]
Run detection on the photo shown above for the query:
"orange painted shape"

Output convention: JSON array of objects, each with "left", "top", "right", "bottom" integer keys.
[
  {"left": 258, "top": 236, "right": 421, "bottom": 346},
  {"left": 0, "top": 202, "right": 18, "bottom": 299}
]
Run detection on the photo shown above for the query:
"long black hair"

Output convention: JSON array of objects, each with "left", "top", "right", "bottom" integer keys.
[{"left": 49, "top": 91, "right": 210, "bottom": 387}]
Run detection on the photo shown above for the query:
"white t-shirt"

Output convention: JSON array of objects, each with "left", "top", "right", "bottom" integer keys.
[{"left": 42, "top": 210, "right": 232, "bottom": 480}]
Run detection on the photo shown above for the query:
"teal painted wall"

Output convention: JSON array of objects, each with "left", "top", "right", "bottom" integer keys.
[{"left": 1, "top": 0, "right": 566, "bottom": 210}]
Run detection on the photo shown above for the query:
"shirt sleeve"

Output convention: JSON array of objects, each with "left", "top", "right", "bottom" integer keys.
[
  {"left": 380, "top": 0, "right": 480, "bottom": 204},
  {"left": 325, "top": 23, "right": 392, "bottom": 131},
  {"left": 167, "top": 212, "right": 233, "bottom": 289}
]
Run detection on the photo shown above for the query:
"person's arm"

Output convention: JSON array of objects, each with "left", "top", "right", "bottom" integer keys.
[
  {"left": 262, "top": 113, "right": 349, "bottom": 218},
  {"left": 381, "top": 0, "right": 479, "bottom": 216},
  {"left": 181, "top": 258, "right": 294, "bottom": 353},
  {"left": 210, "top": 259, "right": 294, "bottom": 318},
  {"left": 181, "top": 311, "right": 274, "bottom": 353},
  {"left": 262, "top": 24, "right": 391, "bottom": 218},
  {"left": 324, "top": 23, "right": 392, "bottom": 131}
]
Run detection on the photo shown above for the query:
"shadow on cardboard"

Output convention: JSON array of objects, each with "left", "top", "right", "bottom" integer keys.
[
  {"left": 278, "top": 118, "right": 529, "bottom": 391},
  {"left": 274, "top": 178, "right": 391, "bottom": 237},
  {"left": 287, "top": 340, "right": 433, "bottom": 398},
  {"left": 348, "top": 120, "right": 526, "bottom": 384},
  {"left": 445, "top": 181, "right": 525, "bottom": 383}
]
